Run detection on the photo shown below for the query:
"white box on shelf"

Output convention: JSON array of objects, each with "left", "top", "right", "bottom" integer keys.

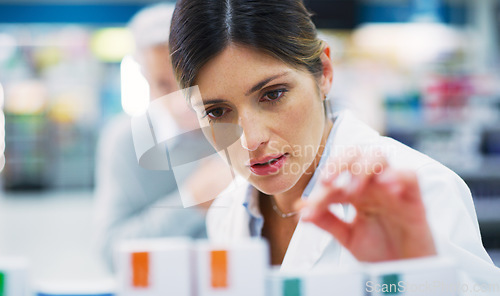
[
  {"left": 115, "top": 237, "right": 193, "bottom": 296},
  {"left": 266, "top": 266, "right": 365, "bottom": 296},
  {"left": 0, "top": 257, "right": 30, "bottom": 296},
  {"left": 196, "top": 238, "right": 269, "bottom": 296}
]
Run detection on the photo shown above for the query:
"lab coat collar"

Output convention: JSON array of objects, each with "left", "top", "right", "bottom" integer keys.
[
  {"left": 242, "top": 182, "right": 262, "bottom": 219},
  {"left": 302, "top": 110, "right": 343, "bottom": 198}
]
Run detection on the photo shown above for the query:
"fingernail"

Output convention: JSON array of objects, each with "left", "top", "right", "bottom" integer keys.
[
  {"left": 335, "top": 171, "right": 352, "bottom": 188},
  {"left": 301, "top": 207, "right": 313, "bottom": 220},
  {"left": 346, "top": 176, "right": 359, "bottom": 195}
]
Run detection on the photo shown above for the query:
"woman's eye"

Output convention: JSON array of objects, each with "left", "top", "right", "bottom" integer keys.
[
  {"left": 206, "top": 107, "right": 226, "bottom": 119},
  {"left": 261, "top": 89, "right": 286, "bottom": 102}
]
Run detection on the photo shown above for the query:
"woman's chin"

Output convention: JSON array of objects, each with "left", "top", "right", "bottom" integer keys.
[{"left": 249, "top": 175, "right": 297, "bottom": 196}]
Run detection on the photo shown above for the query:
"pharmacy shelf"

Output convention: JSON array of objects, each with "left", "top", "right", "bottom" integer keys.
[
  {"left": 453, "top": 159, "right": 500, "bottom": 180},
  {"left": 475, "top": 197, "right": 500, "bottom": 224},
  {"left": 475, "top": 197, "right": 500, "bottom": 250}
]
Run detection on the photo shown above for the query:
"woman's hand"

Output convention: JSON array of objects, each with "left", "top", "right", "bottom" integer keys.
[{"left": 299, "top": 148, "right": 436, "bottom": 262}]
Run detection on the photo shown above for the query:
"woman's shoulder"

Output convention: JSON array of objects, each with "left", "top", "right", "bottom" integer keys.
[
  {"left": 333, "top": 110, "right": 468, "bottom": 197},
  {"left": 331, "top": 110, "right": 435, "bottom": 170}
]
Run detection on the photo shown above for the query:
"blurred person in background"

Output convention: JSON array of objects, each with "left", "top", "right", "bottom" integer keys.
[{"left": 93, "top": 3, "right": 229, "bottom": 271}]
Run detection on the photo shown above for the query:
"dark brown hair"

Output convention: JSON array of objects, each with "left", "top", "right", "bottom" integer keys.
[{"left": 169, "top": 0, "right": 325, "bottom": 90}]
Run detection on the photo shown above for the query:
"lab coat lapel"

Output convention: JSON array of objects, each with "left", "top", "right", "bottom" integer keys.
[
  {"left": 281, "top": 204, "right": 345, "bottom": 271},
  {"left": 281, "top": 111, "right": 379, "bottom": 271},
  {"left": 210, "top": 177, "right": 254, "bottom": 242},
  {"left": 229, "top": 178, "right": 254, "bottom": 240}
]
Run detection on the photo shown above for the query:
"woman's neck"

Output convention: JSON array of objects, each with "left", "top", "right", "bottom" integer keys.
[{"left": 272, "top": 118, "right": 334, "bottom": 213}]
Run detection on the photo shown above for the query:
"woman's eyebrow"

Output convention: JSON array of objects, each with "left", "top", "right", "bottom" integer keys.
[
  {"left": 245, "top": 71, "right": 290, "bottom": 96},
  {"left": 201, "top": 99, "right": 225, "bottom": 105},
  {"left": 195, "top": 71, "right": 290, "bottom": 107},
  {"left": 192, "top": 98, "right": 226, "bottom": 109}
]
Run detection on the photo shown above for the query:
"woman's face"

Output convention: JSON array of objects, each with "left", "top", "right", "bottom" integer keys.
[{"left": 193, "top": 45, "right": 333, "bottom": 196}]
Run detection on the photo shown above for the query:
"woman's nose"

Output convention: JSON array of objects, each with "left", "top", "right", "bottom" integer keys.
[{"left": 239, "top": 114, "right": 266, "bottom": 152}]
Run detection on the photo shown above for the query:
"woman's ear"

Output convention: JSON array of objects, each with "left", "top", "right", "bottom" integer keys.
[{"left": 319, "top": 44, "right": 334, "bottom": 99}]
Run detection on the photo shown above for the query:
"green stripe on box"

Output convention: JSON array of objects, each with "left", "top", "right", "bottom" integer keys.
[
  {"left": 283, "top": 277, "right": 301, "bottom": 296},
  {"left": 0, "top": 272, "right": 4, "bottom": 296},
  {"left": 381, "top": 274, "right": 400, "bottom": 295}
]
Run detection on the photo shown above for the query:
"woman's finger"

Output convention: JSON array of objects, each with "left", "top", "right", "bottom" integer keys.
[
  {"left": 323, "top": 147, "right": 388, "bottom": 195},
  {"left": 305, "top": 177, "right": 351, "bottom": 213},
  {"left": 375, "top": 168, "right": 420, "bottom": 202},
  {"left": 301, "top": 205, "right": 351, "bottom": 247},
  {"left": 305, "top": 150, "right": 388, "bottom": 220},
  {"left": 321, "top": 146, "right": 362, "bottom": 185}
]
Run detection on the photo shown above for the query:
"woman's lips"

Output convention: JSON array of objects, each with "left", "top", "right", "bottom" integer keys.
[{"left": 249, "top": 154, "right": 287, "bottom": 176}]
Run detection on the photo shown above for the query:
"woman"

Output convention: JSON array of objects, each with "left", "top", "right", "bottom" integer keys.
[{"left": 169, "top": 0, "right": 499, "bottom": 287}]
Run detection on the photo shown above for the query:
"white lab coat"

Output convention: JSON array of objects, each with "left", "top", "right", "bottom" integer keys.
[{"left": 207, "top": 110, "right": 500, "bottom": 294}]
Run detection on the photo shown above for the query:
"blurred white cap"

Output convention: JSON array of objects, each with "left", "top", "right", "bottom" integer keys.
[{"left": 128, "top": 2, "right": 176, "bottom": 50}]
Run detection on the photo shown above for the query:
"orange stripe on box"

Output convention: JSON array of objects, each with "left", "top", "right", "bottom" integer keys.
[
  {"left": 210, "top": 250, "right": 228, "bottom": 289},
  {"left": 132, "top": 252, "right": 149, "bottom": 288}
]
